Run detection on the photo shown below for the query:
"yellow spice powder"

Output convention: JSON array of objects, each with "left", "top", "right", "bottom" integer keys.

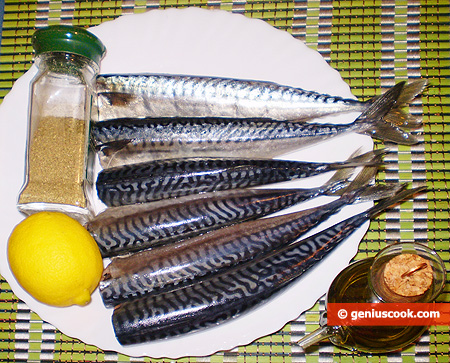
[{"left": 19, "top": 116, "right": 87, "bottom": 207}]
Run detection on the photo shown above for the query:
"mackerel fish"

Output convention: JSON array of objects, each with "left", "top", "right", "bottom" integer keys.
[
  {"left": 96, "top": 149, "right": 384, "bottom": 207},
  {"left": 100, "top": 180, "right": 404, "bottom": 307},
  {"left": 88, "top": 169, "right": 349, "bottom": 257},
  {"left": 92, "top": 80, "right": 424, "bottom": 168},
  {"left": 95, "top": 74, "right": 427, "bottom": 122},
  {"left": 111, "top": 186, "right": 426, "bottom": 345}
]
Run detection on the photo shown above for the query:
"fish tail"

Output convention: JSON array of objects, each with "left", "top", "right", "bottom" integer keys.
[
  {"left": 352, "top": 182, "right": 409, "bottom": 203},
  {"left": 321, "top": 148, "right": 367, "bottom": 196},
  {"left": 329, "top": 149, "right": 385, "bottom": 171},
  {"left": 328, "top": 147, "right": 416, "bottom": 203},
  {"left": 357, "top": 80, "right": 428, "bottom": 145},
  {"left": 385, "top": 79, "right": 429, "bottom": 128},
  {"left": 331, "top": 163, "right": 408, "bottom": 202},
  {"left": 323, "top": 148, "right": 378, "bottom": 196},
  {"left": 321, "top": 173, "right": 351, "bottom": 196},
  {"left": 395, "top": 79, "right": 429, "bottom": 108},
  {"left": 323, "top": 150, "right": 386, "bottom": 198},
  {"left": 366, "top": 185, "right": 427, "bottom": 219}
]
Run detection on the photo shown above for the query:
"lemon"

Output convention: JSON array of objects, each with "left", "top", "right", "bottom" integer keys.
[{"left": 7, "top": 211, "right": 103, "bottom": 307}]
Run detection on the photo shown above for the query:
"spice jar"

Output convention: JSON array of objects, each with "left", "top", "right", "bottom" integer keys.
[
  {"left": 296, "top": 242, "right": 446, "bottom": 353},
  {"left": 18, "top": 25, "right": 105, "bottom": 223}
]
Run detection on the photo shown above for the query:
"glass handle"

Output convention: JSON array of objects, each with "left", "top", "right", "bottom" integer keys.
[{"left": 295, "top": 325, "right": 334, "bottom": 350}]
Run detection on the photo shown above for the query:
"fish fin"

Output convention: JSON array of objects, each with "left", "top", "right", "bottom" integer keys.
[
  {"left": 395, "top": 79, "right": 429, "bottom": 107},
  {"left": 346, "top": 161, "right": 378, "bottom": 191},
  {"left": 97, "top": 140, "right": 133, "bottom": 169},
  {"left": 359, "top": 82, "right": 406, "bottom": 122},
  {"left": 97, "top": 140, "right": 132, "bottom": 156},
  {"left": 351, "top": 182, "right": 409, "bottom": 203},
  {"left": 357, "top": 80, "right": 428, "bottom": 145},
  {"left": 366, "top": 185, "right": 427, "bottom": 219},
  {"left": 384, "top": 79, "right": 428, "bottom": 129},
  {"left": 383, "top": 108, "right": 423, "bottom": 130},
  {"left": 365, "top": 80, "right": 428, "bottom": 110},
  {"left": 321, "top": 172, "right": 352, "bottom": 196},
  {"left": 324, "top": 146, "right": 380, "bottom": 197},
  {"left": 331, "top": 149, "right": 386, "bottom": 170},
  {"left": 330, "top": 162, "right": 407, "bottom": 202},
  {"left": 330, "top": 164, "right": 377, "bottom": 196},
  {"left": 365, "top": 120, "right": 421, "bottom": 145},
  {"left": 322, "top": 148, "right": 366, "bottom": 195},
  {"left": 384, "top": 80, "right": 428, "bottom": 129}
]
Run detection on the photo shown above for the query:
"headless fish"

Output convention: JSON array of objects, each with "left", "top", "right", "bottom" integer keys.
[
  {"left": 111, "top": 186, "right": 426, "bottom": 345},
  {"left": 100, "top": 180, "right": 405, "bottom": 307},
  {"left": 95, "top": 74, "right": 427, "bottom": 123},
  {"left": 92, "top": 80, "right": 424, "bottom": 168},
  {"left": 96, "top": 149, "right": 384, "bottom": 207},
  {"left": 87, "top": 168, "right": 350, "bottom": 258}
]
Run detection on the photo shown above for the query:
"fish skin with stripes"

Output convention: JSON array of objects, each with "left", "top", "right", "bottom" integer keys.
[
  {"left": 92, "top": 80, "right": 427, "bottom": 168},
  {"left": 111, "top": 186, "right": 425, "bottom": 345},
  {"left": 95, "top": 150, "right": 384, "bottom": 207},
  {"left": 96, "top": 74, "right": 426, "bottom": 124},
  {"left": 87, "top": 177, "right": 347, "bottom": 258},
  {"left": 99, "top": 180, "right": 404, "bottom": 308}
]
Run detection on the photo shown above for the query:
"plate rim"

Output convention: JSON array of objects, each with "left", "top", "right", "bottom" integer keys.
[{"left": 0, "top": 7, "right": 373, "bottom": 358}]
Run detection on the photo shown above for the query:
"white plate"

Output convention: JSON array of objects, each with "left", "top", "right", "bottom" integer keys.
[{"left": 0, "top": 7, "right": 372, "bottom": 358}]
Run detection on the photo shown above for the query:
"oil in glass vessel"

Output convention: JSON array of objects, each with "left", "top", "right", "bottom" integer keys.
[{"left": 297, "top": 242, "right": 446, "bottom": 353}]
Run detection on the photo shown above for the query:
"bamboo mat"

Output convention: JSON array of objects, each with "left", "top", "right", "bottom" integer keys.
[{"left": 0, "top": 1, "right": 449, "bottom": 362}]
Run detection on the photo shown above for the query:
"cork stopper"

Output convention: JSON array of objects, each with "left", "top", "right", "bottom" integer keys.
[{"left": 383, "top": 254, "right": 433, "bottom": 297}]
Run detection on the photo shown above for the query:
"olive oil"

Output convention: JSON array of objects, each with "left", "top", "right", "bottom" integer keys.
[
  {"left": 326, "top": 258, "right": 427, "bottom": 353},
  {"left": 297, "top": 243, "right": 446, "bottom": 353}
]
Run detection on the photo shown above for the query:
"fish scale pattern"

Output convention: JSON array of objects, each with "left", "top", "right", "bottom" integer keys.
[
  {"left": 100, "top": 195, "right": 353, "bottom": 306},
  {"left": 92, "top": 117, "right": 357, "bottom": 167},
  {"left": 0, "top": 2, "right": 447, "bottom": 362},
  {"left": 97, "top": 74, "right": 363, "bottom": 121},
  {"left": 112, "top": 212, "right": 364, "bottom": 345},
  {"left": 88, "top": 188, "right": 326, "bottom": 257},
  {"left": 96, "top": 157, "right": 337, "bottom": 206},
  {"left": 93, "top": 117, "right": 349, "bottom": 145}
]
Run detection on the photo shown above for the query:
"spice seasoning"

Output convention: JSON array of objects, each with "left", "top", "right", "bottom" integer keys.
[
  {"left": 17, "top": 25, "right": 105, "bottom": 221},
  {"left": 19, "top": 116, "right": 87, "bottom": 207}
]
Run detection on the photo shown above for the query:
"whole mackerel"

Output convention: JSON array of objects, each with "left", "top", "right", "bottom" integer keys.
[
  {"left": 92, "top": 80, "right": 425, "bottom": 168},
  {"left": 96, "top": 149, "right": 384, "bottom": 207},
  {"left": 112, "top": 186, "right": 425, "bottom": 345},
  {"left": 95, "top": 74, "right": 426, "bottom": 122},
  {"left": 100, "top": 182, "right": 403, "bottom": 307},
  {"left": 88, "top": 171, "right": 348, "bottom": 257}
]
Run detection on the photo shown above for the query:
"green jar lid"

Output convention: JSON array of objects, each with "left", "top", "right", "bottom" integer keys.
[{"left": 32, "top": 25, "right": 106, "bottom": 65}]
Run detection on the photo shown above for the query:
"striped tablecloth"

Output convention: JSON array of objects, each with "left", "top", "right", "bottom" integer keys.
[{"left": 0, "top": 1, "right": 448, "bottom": 362}]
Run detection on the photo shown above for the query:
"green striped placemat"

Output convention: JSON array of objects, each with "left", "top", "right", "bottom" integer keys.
[{"left": 1, "top": 1, "right": 448, "bottom": 362}]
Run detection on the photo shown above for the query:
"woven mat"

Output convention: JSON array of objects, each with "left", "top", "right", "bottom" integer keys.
[{"left": 0, "top": 0, "right": 449, "bottom": 362}]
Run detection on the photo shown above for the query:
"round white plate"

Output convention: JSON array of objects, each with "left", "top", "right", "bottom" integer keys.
[{"left": 0, "top": 7, "right": 372, "bottom": 358}]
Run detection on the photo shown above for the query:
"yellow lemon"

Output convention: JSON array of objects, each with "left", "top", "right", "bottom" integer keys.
[{"left": 7, "top": 211, "right": 103, "bottom": 307}]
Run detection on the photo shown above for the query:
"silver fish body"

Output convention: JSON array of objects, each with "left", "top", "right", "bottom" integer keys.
[
  {"left": 95, "top": 150, "right": 383, "bottom": 207},
  {"left": 96, "top": 74, "right": 366, "bottom": 122},
  {"left": 92, "top": 117, "right": 360, "bottom": 168},
  {"left": 100, "top": 191, "right": 359, "bottom": 307},
  {"left": 93, "top": 80, "right": 425, "bottom": 168},
  {"left": 111, "top": 187, "right": 425, "bottom": 345},
  {"left": 87, "top": 182, "right": 345, "bottom": 258}
]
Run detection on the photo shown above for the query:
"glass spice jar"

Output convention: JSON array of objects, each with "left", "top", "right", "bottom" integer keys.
[
  {"left": 296, "top": 242, "right": 446, "bottom": 353},
  {"left": 18, "top": 25, "right": 106, "bottom": 223}
]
